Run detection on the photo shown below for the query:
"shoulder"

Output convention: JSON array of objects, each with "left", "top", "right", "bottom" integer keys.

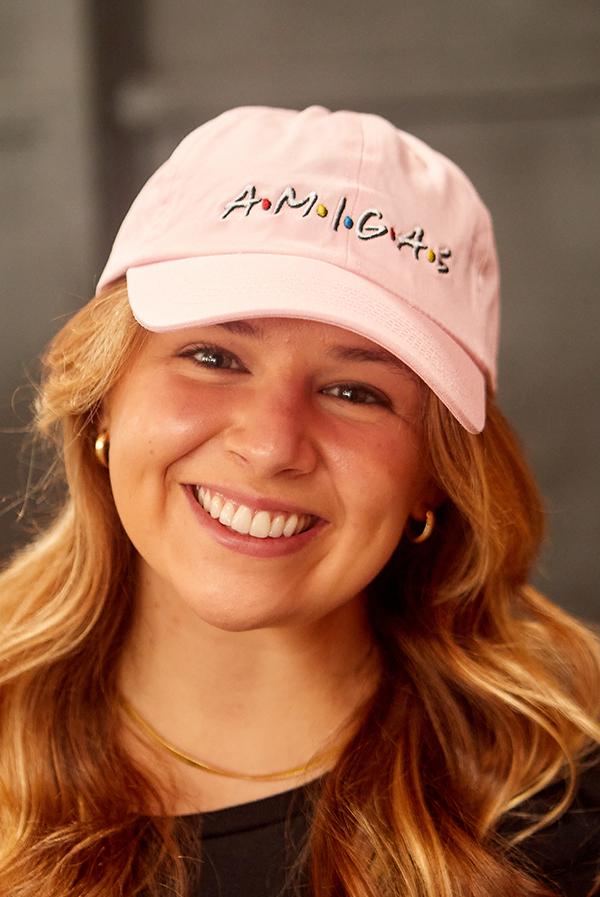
[{"left": 497, "top": 751, "right": 600, "bottom": 896}]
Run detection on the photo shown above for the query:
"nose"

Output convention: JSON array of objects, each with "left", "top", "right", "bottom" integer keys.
[{"left": 222, "top": 379, "right": 319, "bottom": 477}]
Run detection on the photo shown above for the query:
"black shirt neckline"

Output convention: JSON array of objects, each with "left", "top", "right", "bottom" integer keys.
[{"left": 175, "top": 776, "right": 325, "bottom": 838}]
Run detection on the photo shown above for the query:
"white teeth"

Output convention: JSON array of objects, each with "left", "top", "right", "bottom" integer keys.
[
  {"left": 209, "top": 493, "right": 224, "bottom": 518},
  {"left": 219, "top": 500, "right": 236, "bottom": 527},
  {"left": 193, "top": 486, "right": 313, "bottom": 538},
  {"left": 282, "top": 514, "right": 299, "bottom": 537},
  {"left": 249, "top": 510, "right": 272, "bottom": 538},
  {"left": 230, "top": 505, "right": 253, "bottom": 534},
  {"left": 268, "top": 514, "right": 286, "bottom": 538}
]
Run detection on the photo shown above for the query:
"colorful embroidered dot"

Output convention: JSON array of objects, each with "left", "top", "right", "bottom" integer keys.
[{"left": 220, "top": 185, "right": 452, "bottom": 274}]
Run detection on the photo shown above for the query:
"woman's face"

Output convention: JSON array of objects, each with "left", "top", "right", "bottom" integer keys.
[{"left": 102, "top": 316, "right": 434, "bottom": 631}]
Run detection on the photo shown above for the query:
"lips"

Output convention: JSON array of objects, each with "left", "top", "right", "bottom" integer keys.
[{"left": 183, "top": 483, "right": 329, "bottom": 556}]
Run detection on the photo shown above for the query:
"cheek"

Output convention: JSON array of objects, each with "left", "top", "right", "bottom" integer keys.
[
  {"left": 330, "top": 423, "right": 425, "bottom": 527},
  {"left": 105, "top": 378, "right": 230, "bottom": 541},
  {"left": 108, "top": 376, "right": 229, "bottom": 475}
]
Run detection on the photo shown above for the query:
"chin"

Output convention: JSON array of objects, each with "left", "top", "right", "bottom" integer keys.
[{"left": 179, "top": 587, "right": 298, "bottom": 632}]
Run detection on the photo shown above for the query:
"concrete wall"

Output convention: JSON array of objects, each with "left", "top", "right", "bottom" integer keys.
[
  {"left": 1, "top": 0, "right": 97, "bottom": 540},
  {"left": 1, "top": 0, "right": 599, "bottom": 620}
]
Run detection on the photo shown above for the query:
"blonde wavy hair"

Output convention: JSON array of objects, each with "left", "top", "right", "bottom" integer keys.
[{"left": 1, "top": 279, "right": 599, "bottom": 897}]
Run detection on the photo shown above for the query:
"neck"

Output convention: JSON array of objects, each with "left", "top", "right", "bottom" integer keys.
[{"left": 116, "top": 566, "right": 382, "bottom": 812}]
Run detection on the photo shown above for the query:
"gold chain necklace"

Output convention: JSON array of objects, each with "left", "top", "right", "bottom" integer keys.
[{"left": 119, "top": 694, "right": 346, "bottom": 782}]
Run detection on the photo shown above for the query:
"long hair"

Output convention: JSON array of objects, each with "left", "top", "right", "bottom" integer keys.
[{"left": 1, "top": 279, "right": 599, "bottom": 897}]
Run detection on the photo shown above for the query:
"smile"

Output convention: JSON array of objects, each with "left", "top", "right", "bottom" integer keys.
[{"left": 192, "top": 486, "right": 318, "bottom": 539}]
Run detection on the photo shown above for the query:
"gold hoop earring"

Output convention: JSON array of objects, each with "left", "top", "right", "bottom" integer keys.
[
  {"left": 94, "top": 431, "right": 110, "bottom": 468},
  {"left": 406, "top": 509, "right": 435, "bottom": 544}
]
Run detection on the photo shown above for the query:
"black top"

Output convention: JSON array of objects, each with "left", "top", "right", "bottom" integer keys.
[{"left": 175, "top": 759, "right": 600, "bottom": 897}]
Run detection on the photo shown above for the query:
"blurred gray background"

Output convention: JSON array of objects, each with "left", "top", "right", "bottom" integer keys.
[{"left": 1, "top": 1, "right": 599, "bottom": 620}]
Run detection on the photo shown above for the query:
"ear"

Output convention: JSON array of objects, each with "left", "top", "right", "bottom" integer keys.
[
  {"left": 409, "top": 481, "right": 446, "bottom": 521},
  {"left": 94, "top": 422, "right": 109, "bottom": 436},
  {"left": 94, "top": 402, "right": 110, "bottom": 434}
]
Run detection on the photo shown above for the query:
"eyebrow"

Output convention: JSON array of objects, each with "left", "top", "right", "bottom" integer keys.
[{"left": 215, "top": 320, "right": 418, "bottom": 380}]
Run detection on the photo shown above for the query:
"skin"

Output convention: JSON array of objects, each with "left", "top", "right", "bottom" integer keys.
[{"left": 103, "top": 316, "right": 438, "bottom": 812}]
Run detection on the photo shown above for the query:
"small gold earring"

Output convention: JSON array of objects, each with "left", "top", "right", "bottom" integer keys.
[
  {"left": 406, "top": 509, "right": 435, "bottom": 544},
  {"left": 94, "top": 431, "right": 110, "bottom": 468}
]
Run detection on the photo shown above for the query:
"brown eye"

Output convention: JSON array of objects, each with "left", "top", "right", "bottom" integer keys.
[
  {"left": 324, "top": 384, "right": 390, "bottom": 407},
  {"left": 179, "top": 344, "right": 243, "bottom": 370}
]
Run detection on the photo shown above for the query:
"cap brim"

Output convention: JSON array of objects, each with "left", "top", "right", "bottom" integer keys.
[{"left": 126, "top": 253, "right": 485, "bottom": 433}]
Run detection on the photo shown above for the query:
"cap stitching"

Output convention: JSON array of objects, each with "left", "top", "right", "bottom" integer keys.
[{"left": 343, "top": 113, "right": 366, "bottom": 269}]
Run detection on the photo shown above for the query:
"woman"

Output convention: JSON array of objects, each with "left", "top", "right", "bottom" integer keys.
[{"left": 0, "top": 104, "right": 599, "bottom": 897}]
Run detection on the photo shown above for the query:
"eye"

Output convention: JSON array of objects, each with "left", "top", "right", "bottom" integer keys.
[
  {"left": 178, "top": 343, "right": 244, "bottom": 370},
  {"left": 177, "top": 344, "right": 390, "bottom": 408},
  {"left": 324, "top": 384, "right": 391, "bottom": 407}
]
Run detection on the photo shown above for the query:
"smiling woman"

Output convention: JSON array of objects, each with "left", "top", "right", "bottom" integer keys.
[
  {"left": 1, "top": 105, "right": 600, "bottom": 897},
  {"left": 103, "top": 317, "right": 428, "bottom": 588}
]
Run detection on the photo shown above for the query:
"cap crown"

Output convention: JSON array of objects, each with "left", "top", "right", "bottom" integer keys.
[{"left": 97, "top": 104, "right": 500, "bottom": 389}]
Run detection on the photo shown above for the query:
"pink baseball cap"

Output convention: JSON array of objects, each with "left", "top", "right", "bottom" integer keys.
[{"left": 96, "top": 104, "right": 500, "bottom": 433}]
